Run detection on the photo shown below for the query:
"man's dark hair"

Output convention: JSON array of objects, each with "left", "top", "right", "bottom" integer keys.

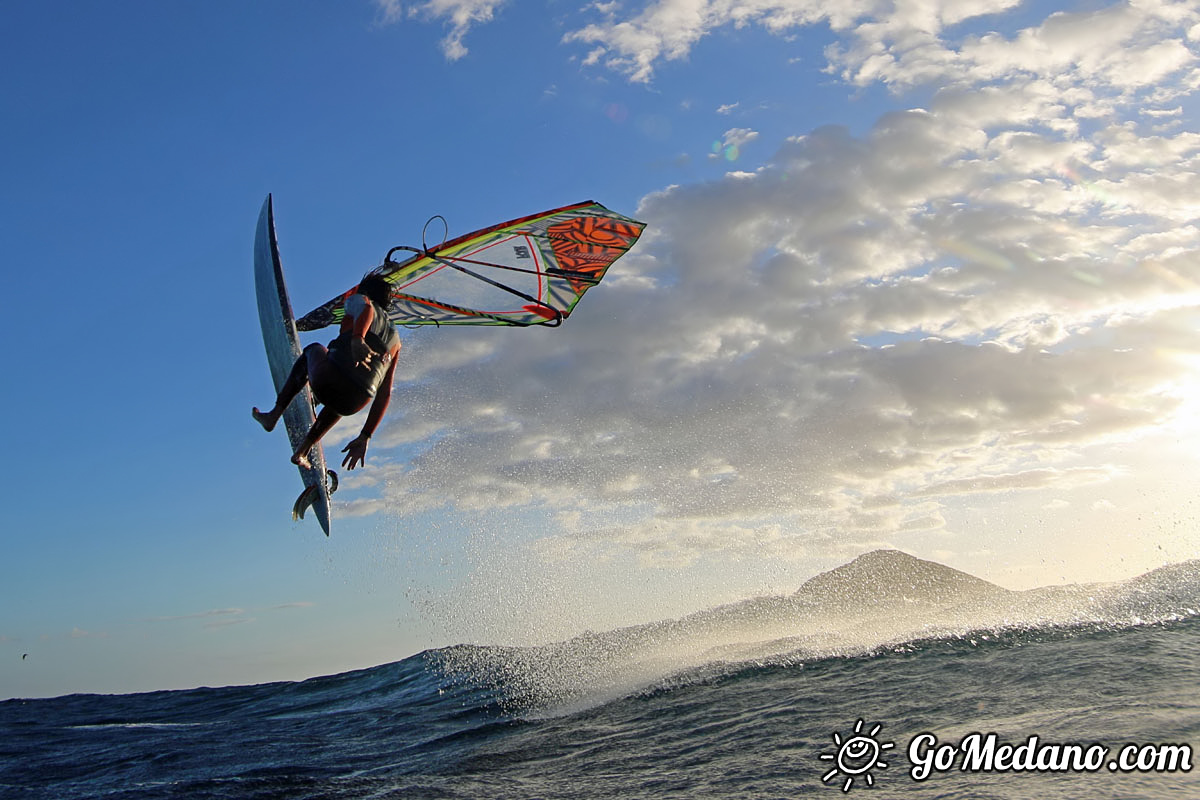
[{"left": 357, "top": 274, "right": 393, "bottom": 307}]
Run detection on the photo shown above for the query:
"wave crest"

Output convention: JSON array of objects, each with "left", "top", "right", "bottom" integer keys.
[{"left": 431, "top": 551, "right": 1200, "bottom": 717}]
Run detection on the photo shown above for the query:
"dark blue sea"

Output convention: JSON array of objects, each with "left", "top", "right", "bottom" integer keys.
[{"left": 4, "top": 554, "right": 1198, "bottom": 799}]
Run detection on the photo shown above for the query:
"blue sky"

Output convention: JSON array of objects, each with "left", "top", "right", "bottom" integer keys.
[{"left": 3, "top": 0, "right": 1199, "bottom": 699}]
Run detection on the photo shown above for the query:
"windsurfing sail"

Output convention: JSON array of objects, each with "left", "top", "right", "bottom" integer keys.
[{"left": 296, "top": 201, "right": 644, "bottom": 331}]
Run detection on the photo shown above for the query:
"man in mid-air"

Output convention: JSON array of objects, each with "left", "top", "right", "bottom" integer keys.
[{"left": 253, "top": 274, "right": 400, "bottom": 470}]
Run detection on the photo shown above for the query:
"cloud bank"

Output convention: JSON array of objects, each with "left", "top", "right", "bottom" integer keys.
[{"left": 364, "top": 1, "right": 1200, "bottom": 585}]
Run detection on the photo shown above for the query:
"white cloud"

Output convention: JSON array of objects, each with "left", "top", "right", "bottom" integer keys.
[
  {"left": 722, "top": 127, "right": 759, "bottom": 147},
  {"left": 563, "top": 0, "right": 878, "bottom": 82},
  {"left": 826, "top": 0, "right": 1200, "bottom": 110},
  {"left": 710, "top": 127, "right": 761, "bottom": 159},
  {"left": 362, "top": 106, "right": 1199, "bottom": 542},
  {"left": 375, "top": 0, "right": 506, "bottom": 60},
  {"left": 554, "top": 0, "right": 1200, "bottom": 99},
  {"left": 560, "top": 0, "right": 1031, "bottom": 83}
]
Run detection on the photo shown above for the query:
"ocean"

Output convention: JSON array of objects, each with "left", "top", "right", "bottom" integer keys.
[{"left": 3, "top": 551, "right": 1197, "bottom": 799}]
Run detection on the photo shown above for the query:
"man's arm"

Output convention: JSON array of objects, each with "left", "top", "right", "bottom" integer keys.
[{"left": 341, "top": 343, "right": 401, "bottom": 470}]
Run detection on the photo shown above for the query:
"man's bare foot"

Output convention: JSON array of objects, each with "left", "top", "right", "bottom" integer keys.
[
  {"left": 252, "top": 407, "right": 278, "bottom": 432},
  {"left": 291, "top": 449, "right": 312, "bottom": 470}
]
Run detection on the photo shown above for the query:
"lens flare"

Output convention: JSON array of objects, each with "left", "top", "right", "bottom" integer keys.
[{"left": 711, "top": 140, "right": 740, "bottom": 161}]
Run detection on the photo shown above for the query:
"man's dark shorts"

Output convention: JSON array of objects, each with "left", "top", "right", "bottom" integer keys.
[{"left": 310, "top": 343, "right": 372, "bottom": 416}]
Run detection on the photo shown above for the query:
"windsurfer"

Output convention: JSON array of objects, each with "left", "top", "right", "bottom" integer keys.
[{"left": 253, "top": 274, "right": 400, "bottom": 470}]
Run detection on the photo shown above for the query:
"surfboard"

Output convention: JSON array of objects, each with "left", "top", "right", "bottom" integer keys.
[{"left": 253, "top": 194, "right": 334, "bottom": 535}]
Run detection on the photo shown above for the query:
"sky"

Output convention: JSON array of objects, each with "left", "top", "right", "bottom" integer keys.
[{"left": 2, "top": 0, "right": 1199, "bottom": 699}]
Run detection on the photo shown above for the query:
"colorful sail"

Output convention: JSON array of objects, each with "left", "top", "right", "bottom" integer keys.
[{"left": 296, "top": 201, "right": 644, "bottom": 331}]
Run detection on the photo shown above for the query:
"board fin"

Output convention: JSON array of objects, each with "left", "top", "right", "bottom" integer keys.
[
  {"left": 292, "top": 470, "right": 338, "bottom": 534},
  {"left": 292, "top": 485, "right": 319, "bottom": 523}
]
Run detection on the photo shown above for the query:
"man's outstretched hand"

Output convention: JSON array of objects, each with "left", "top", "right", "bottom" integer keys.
[{"left": 341, "top": 435, "right": 369, "bottom": 470}]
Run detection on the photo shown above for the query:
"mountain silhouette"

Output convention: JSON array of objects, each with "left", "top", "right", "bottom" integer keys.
[{"left": 792, "top": 549, "right": 1012, "bottom": 609}]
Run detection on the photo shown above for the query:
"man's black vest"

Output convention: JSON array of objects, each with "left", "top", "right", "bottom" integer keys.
[{"left": 328, "top": 298, "right": 400, "bottom": 396}]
